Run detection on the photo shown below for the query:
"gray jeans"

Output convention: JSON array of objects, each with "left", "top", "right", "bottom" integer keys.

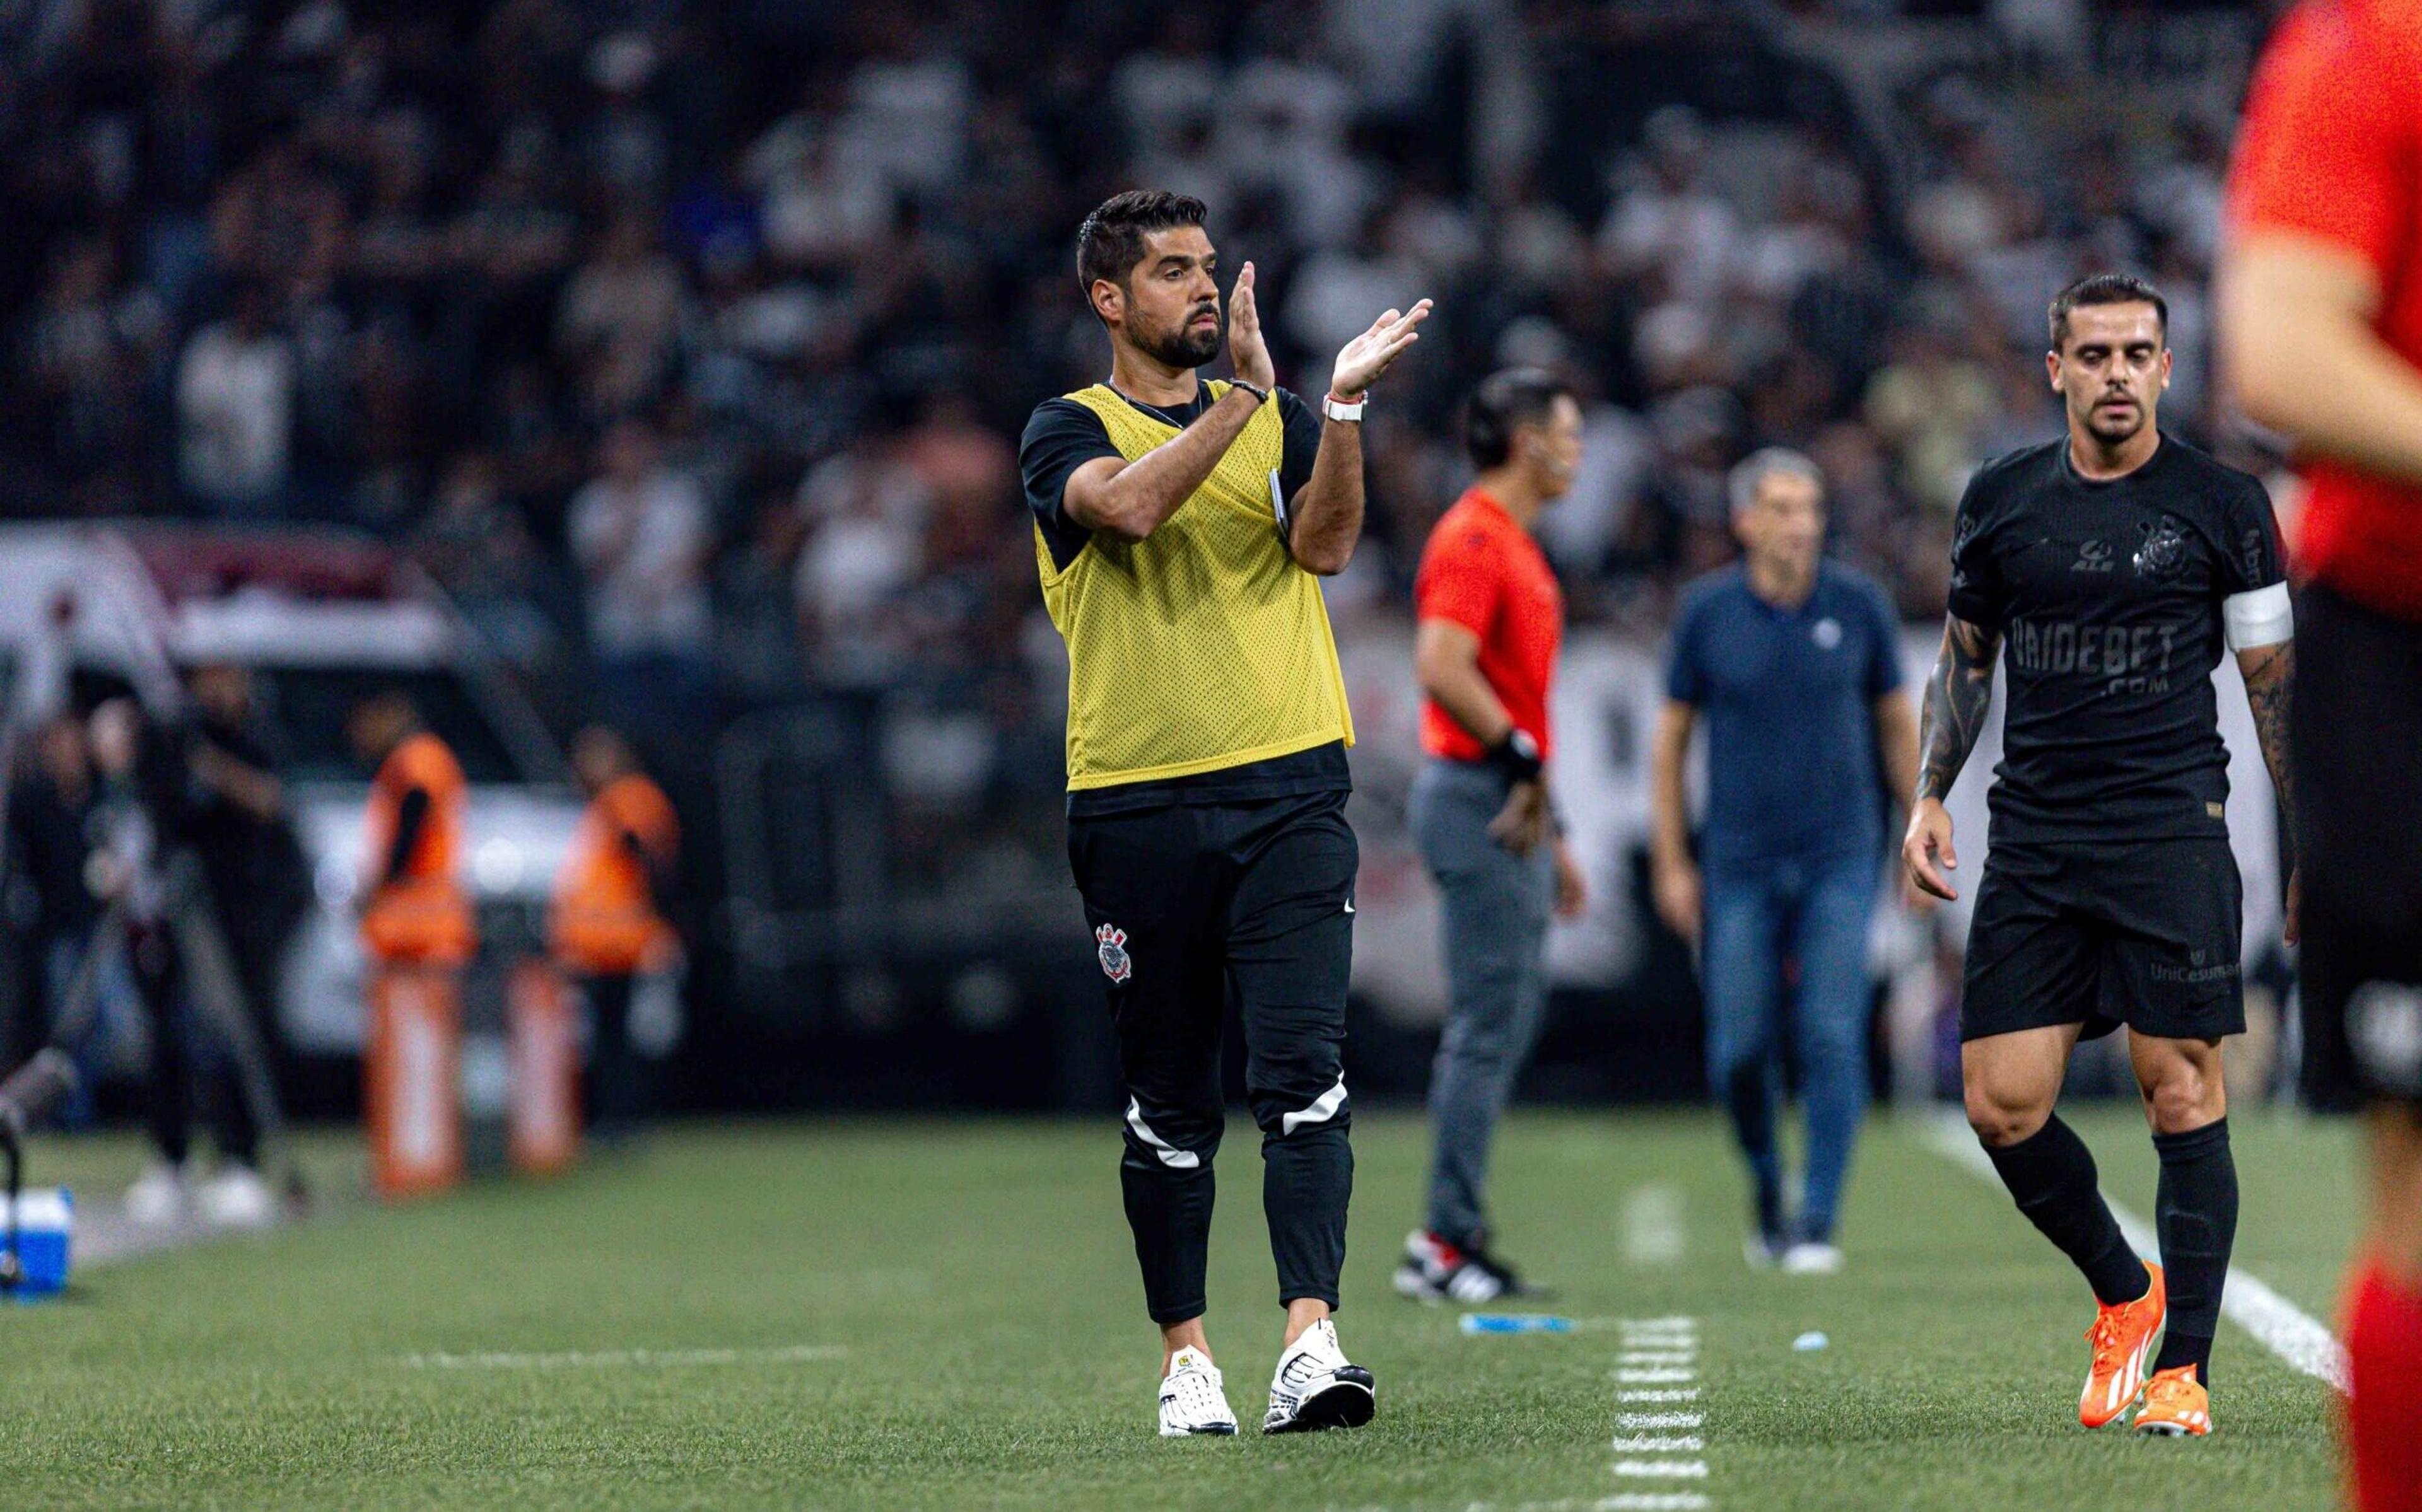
[{"left": 1410, "top": 759, "right": 1555, "bottom": 1248}]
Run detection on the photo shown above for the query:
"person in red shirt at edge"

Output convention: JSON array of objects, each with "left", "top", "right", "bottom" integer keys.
[
  {"left": 1392, "top": 368, "right": 1588, "bottom": 1305},
  {"left": 2223, "top": 5, "right": 2422, "bottom": 1504}
]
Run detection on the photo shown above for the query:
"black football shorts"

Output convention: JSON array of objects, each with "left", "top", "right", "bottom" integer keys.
[
  {"left": 1962, "top": 836, "right": 2245, "bottom": 1044},
  {"left": 2293, "top": 583, "right": 2422, "bottom": 1111}
]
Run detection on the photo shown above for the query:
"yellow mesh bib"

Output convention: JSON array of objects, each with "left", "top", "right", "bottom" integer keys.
[{"left": 1036, "top": 383, "right": 1354, "bottom": 789}]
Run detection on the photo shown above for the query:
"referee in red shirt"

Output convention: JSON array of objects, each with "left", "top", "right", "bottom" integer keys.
[
  {"left": 2224, "top": 6, "right": 2422, "bottom": 1499},
  {"left": 1392, "top": 368, "right": 1586, "bottom": 1305}
]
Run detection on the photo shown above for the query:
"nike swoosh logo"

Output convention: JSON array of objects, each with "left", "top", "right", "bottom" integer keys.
[{"left": 1343, "top": 900, "right": 1355, "bottom": 914}]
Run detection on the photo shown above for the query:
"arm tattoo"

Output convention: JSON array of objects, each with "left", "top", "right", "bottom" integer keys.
[
  {"left": 2242, "top": 641, "right": 2297, "bottom": 850},
  {"left": 1916, "top": 615, "right": 2001, "bottom": 805}
]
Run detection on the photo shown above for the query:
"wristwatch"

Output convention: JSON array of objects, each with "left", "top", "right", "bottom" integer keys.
[
  {"left": 1227, "top": 378, "right": 1270, "bottom": 405},
  {"left": 1323, "top": 392, "right": 1366, "bottom": 422}
]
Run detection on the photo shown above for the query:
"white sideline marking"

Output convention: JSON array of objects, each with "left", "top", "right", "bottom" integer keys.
[
  {"left": 402, "top": 1344, "right": 847, "bottom": 1371},
  {"left": 1488, "top": 1497, "right": 1710, "bottom": 1511},
  {"left": 1622, "top": 1185, "right": 1687, "bottom": 1265},
  {"left": 1922, "top": 1114, "right": 2349, "bottom": 1392},
  {"left": 1612, "top": 1460, "right": 1708, "bottom": 1479},
  {"left": 1608, "top": 1318, "right": 1710, "bottom": 1505}
]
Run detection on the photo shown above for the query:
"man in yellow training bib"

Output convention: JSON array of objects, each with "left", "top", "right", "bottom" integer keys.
[{"left": 1018, "top": 190, "right": 1430, "bottom": 1439}]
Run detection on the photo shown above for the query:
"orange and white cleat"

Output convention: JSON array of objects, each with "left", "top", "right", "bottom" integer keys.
[
  {"left": 2132, "top": 1365, "right": 2212, "bottom": 1437},
  {"left": 2079, "top": 1262, "right": 2166, "bottom": 1428}
]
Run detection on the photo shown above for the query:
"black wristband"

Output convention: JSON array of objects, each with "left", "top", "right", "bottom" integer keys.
[
  {"left": 1485, "top": 728, "right": 1544, "bottom": 784},
  {"left": 1226, "top": 378, "right": 1270, "bottom": 405}
]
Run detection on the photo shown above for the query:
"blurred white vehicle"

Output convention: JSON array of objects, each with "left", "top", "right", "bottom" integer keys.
[{"left": 0, "top": 523, "right": 582, "bottom": 1054}]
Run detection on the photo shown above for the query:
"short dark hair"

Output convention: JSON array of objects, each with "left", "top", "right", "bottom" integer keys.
[
  {"left": 2047, "top": 273, "right": 2167, "bottom": 351},
  {"left": 1463, "top": 368, "right": 1574, "bottom": 469},
  {"left": 1076, "top": 190, "right": 1208, "bottom": 296}
]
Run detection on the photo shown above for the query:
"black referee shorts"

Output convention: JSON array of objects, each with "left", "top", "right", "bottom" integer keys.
[
  {"left": 1068, "top": 789, "right": 1357, "bottom": 1158},
  {"left": 2294, "top": 583, "right": 2422, "bottom": 1111},
  {"left": 1962, "top": 836, "right": 2245, "bottom": 1044}
]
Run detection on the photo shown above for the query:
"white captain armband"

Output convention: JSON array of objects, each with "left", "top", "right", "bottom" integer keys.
[{"left": 2223, "top": 581, "right": 2295, "bottom": 651}]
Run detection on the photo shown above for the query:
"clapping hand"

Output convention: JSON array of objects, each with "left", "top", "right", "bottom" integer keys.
[
  {"left": 1330, "top": 299, "right": 1434, "bottom": 400},
  {"left": 1227, "top": 262, "right": 1277, "bottom": 390}
]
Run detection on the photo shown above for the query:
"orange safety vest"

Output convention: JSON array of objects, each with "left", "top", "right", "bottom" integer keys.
[
  {"left": 548, "top": 773, "right": 678, "bottom": 975},
  {"left": 360, "top": 732, "right": 476, "bottom": 967}
]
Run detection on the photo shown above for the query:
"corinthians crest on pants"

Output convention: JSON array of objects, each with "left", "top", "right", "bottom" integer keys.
[{"left": 1096, "top": 923, "right": 1132, "bottom": 983}]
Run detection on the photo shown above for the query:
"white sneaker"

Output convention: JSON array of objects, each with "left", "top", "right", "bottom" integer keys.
[
  {"left": 1263, "top": 1318, "right": 1376, "bottom": 1434},
  {"left": 1157, "top": 1347, "right": 1237, "bottom": 1437},
  {"left": 1781, "top": 1242, "right": 1845, "bottom": 1276},
  {"left": 197, "top": 1165, "right": 278, "bottom": 1229},
  {"left": 124, "top": 1160, "right": 187, "bottom": 1226}
]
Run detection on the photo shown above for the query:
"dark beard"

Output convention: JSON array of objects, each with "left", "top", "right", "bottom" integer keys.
[
  {"left": 1145, "top": 318, "right": 1223, "bottom": 370},
  {"left": 2085, "top": 405, "right": 2146, "bottom": 445}
]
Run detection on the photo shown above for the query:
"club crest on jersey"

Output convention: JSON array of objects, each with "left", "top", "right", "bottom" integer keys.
[
  {"left": 2134, "top": 516, "right": 2189, "bottom": 580},
  {"left": 1096, "top": 923, "right": 1132, "bottom": 983}
]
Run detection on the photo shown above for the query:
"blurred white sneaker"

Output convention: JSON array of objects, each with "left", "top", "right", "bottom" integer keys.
[
  {"left": 1781, "top": 1242, "right": 1845, "bottom": 1276},
  {"left": 1263, "top": 1319, "right": 1376, "bottom": 1434},
  {"left": 1157, "top": 1347, "right": 1237, "bottom": 1437},
  {"left": 198, "top": 1165, "right": 276, "bottom": 1229},
  {"left": 124, "top": 1160, "right": 187, "bottom": 1226}
]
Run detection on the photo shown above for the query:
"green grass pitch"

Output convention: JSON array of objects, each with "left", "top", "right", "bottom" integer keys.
[{"left": 0, "top": 1108, "right": 2355, "bottom": 1510}]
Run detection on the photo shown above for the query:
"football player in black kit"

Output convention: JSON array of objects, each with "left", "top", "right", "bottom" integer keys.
[{"left": 1902, "top": 275, "right": 2297, "bottom": 1439}]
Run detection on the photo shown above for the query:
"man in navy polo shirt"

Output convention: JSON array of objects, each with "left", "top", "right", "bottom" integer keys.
[{"left": 1650, "top": 449, "right": 1918, "bottom": 1274}]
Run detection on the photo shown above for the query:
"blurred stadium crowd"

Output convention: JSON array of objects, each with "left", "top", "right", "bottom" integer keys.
[
  {"left": 0, "top": 0, "right": 2285, "bottom": 1100},
  {"left": 0, "top": 0, "right": 2272, "bottom": 710}
]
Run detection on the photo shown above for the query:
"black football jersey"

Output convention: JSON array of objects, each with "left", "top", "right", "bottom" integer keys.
[{"left": 1948, "top": 434, "right": 2286, "bottom": 845}]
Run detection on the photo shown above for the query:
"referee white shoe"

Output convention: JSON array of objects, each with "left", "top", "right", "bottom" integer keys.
[
  {"left": 1263, "top": 1318, "right": 1376, "bottom": 1434},
  {"left": 1157, "top": 1347, "right": 1238, "bottom": 1437}
]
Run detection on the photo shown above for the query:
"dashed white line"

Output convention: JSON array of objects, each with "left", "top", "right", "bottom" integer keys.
[
  {"left": 1611, "top": 1435, "right": 1705, "bottom": 1453},
  {"left": 1607, "top": 1317, "right": 1709, "bottom": 1504},
  {"left": 1612, "top": 1460, "right": 1708, "bottom": 1479}
]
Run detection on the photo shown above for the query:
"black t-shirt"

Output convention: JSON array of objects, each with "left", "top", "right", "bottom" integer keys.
[
  {"left": 1018, "top": 383, "right": 1343, "bottom": 818},
  {"left": 1019, "top": 383, "right": 1323, "bottom": 569},
  {"left": 1948, "top": 434, "right": 2286, "bottom": 845}
]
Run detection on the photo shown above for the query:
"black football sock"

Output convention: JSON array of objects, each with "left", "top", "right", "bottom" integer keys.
[
  {"left": 2150, "top": 1117, "right": 2237, "bottom": 1386},
  {"left": 1984, "top": 1113, "right": 2151, "bottom": 1307}
]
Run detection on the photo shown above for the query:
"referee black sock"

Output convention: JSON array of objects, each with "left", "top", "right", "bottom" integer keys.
[
  {"left": 2150, "top": 1117, "right": 2237, "bottom": 1387},
  {"left": 1984, "top": 1113, "right": 2151, "bottom": 1308}
]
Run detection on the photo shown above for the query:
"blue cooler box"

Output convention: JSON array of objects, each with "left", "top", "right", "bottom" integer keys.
[{"left": 3, "top": 1188, "right": 72, "bottom": 1298}]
